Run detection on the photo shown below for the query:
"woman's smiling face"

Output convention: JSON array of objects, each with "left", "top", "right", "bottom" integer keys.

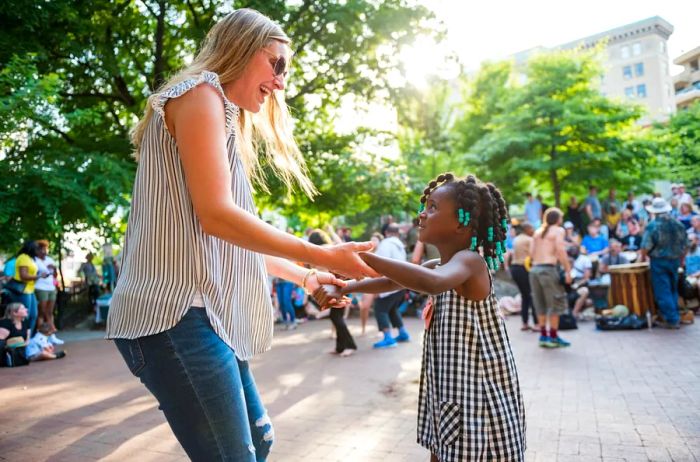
[
  {"left": 418, "top": 185, "right": 461, "bottom": 245},
  {"left": 227, "top": 40, "right": 290, "bottom": 113}
]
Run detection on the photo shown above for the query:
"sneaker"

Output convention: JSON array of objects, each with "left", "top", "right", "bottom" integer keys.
[
  {"left": 550, "top": 336, "right": 571, "bottom": 348},
  {"left": 394, "top": 331, "right": 410, "bottom": 343},
  {"left": 538, "top": 335, "right": 556, "bottom": 348},
  {"left": 655, "top": 319, "right": 681, "bottom": 329},
  {"left": 339, "top": 349, "right": 356, "bottom": 357},
  {"left": 49, "top": 334, "right": 64, "bottom": 345},
  {"left": 373, "top": 337, "right": 397, "bottom": 349}
]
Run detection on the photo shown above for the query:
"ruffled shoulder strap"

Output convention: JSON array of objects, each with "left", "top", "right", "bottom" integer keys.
[{"left": 151, "top": 71, "right": 239, "bottom": 136}]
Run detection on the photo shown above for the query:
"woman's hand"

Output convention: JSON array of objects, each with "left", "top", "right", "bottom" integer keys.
[
  {"left": 305, "top": 271, "right": 346, "bottom": 294},
  {"left": 320, "top": 241, "right": 380, "bottom": 279}
]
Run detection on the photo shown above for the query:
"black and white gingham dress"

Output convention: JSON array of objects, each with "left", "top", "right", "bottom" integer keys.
[{"left": 417, "top": 279, "right": 526, "bottom": 461}]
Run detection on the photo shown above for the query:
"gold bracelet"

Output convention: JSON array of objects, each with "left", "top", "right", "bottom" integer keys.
[{"left": 301, "top": 269, "right": 318, "bottom": 293}]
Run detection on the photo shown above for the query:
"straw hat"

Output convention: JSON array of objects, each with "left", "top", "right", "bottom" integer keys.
[{"left": 645, "top": 197, "right": 672, "bottom": 214}]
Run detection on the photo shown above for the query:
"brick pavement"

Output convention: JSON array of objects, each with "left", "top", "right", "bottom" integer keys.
[{"left": 1, "top": 314, "right": 698, "bottom": 462}]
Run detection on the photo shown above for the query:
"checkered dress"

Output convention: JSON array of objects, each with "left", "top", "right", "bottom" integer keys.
[{"left": 417, "top": 283, "right": 526, "bottom": 461}]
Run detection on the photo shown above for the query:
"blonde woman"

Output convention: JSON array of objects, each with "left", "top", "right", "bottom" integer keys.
[{"left": 106, "top": 9, "right": 376, "bottom": 461}]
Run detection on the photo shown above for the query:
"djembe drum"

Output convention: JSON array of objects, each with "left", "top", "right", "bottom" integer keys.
[{"left": 608, "top": 262, "right": 656, "bottom": 316}]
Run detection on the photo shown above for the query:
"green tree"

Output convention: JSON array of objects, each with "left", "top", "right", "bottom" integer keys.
[
  {"left": 394, "top": 78, "right": 460, "bottom": 197},
  {"left": 470, "top": 49, "right": 658, "bottom": 207},
  {"left": 0, "top": 0, "right": 437, "bottom": 253},
  {"left": 661, "top": 100, "right": 700, "bottom": 185}
]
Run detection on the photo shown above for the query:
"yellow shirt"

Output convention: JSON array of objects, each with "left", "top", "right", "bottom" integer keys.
[{"left": 14, "top": 253, "right": 37, "bottom": 294}]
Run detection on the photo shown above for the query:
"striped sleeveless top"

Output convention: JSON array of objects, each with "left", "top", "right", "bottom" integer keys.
[{"left": 106, "top": 71, "right": 273, "bottom": 360}]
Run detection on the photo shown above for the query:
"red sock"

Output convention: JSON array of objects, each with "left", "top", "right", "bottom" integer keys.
[
  {"left": 540, "top": 326, "right": 548, "bottom": 337},
  {"left": 549, "top": 328, "right": 558, "bottom": 339}
]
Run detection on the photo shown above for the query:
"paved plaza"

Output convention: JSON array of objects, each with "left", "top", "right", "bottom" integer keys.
[{"left": 1, "top": 313, "right": 699, "bottom": 462}]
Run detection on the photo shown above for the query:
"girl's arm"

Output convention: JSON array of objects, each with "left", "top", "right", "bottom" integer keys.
[
  {"left": 313, "top": 258, "right": 441, "bottom": 307},
  {"left": 359, "top": 252, "right": 474, "bottom": 296},
  {"left": 340, "top": 257, "right": 441, "bottom": 295}
]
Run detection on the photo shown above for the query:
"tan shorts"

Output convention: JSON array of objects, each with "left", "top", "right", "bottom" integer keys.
[
  {"left": 528, "top": 265, "right": 567, "bottom": 316},
  {"left": 35, "top": 289, "right": 57, "bottom": 303}
]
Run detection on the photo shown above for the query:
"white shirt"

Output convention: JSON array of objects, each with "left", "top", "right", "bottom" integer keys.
[
  {"left": 375, "top": 236, "right": 406, "bottom": 298},
  {"left": 34, "top": 256, "right": 56, "bottom": 291},
  {"left": 26, "top": 332, "right": 51, "bottom": 358},
  {"left": 570, "top": 255, "right": 592, "bottom": 280},
  {"left": 106, "top": 72, "right": 272, "bottom": 361}
]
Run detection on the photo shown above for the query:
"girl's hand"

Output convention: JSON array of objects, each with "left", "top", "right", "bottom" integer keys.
[
  {"left": 312, "top": 284, "right": 349, "bottom": 310},
  {"left": 321, "top": 242, "right": 380, "bottom": 279}
]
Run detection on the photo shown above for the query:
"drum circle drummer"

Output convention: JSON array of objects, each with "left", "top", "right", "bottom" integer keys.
[{"left": 640, "top": 198, "right": 689, "bottom": 329}]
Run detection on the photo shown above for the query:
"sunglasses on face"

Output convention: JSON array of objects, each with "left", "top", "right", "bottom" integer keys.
[{"left": 261, "top": 49, "right": 288, "bottom": 77}]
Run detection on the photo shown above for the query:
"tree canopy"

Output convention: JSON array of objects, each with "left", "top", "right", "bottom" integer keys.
[{"left": 0, "top": 0, "right": 436, "bottom": 252}]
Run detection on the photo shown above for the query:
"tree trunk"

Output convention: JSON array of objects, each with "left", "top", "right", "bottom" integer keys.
[
  {"left": 550, "top": 146, "right": 561, "bottom": 208},
  {"left": 152, "top": 0, "right": 167, "bottom": 89}
]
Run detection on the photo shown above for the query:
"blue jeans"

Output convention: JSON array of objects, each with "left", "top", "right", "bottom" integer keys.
[
  {"left": 374, "top": 290, "right": 405, "bottom": 332},
  {"left": 276, "top": 281, "right": 295, "bottom": 324},
  {"left": 650, "top": 258, "right": 680, "bottom": 325},
  {"left": 19, "top": 292, "right": 38, "bottom": 335},
  {"left": 114, "top": 309, "right": 273, "bottom": 461}
]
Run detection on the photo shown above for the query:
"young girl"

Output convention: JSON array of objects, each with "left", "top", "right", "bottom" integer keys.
[{"left": 315, "top": 173, "right": 526, "bottom": 461}]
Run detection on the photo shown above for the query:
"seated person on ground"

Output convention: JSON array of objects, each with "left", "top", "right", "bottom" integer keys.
[
  {"left": 599, "top": 239, "right": 630, "bottom": 274},
  {"left": 621, "top": 218, "right": 643, "bottom": 253},
  {"left": 568, "top": 245, "right": 594, "bottom": 317},
  {"left": 581, "top": 221, "right": 609, "bottom": 258},
  {"left": 685, "top": 235, "right": 700, "bottom": 297},
  {"left": 26, "top": 323, "right": 66, "bottom": 361}
]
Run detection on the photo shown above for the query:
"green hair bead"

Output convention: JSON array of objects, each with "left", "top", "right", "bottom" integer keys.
[
  {"left": 470, "top": 236, "right": 478, "bottom": 250},
  {"left": 418, "top": 203, "right": 425, "bottom": 214},
  {"left": 502, "top": 218, "right": 508, "bottom": 231},
  {"left": 487, "top": 226, "right": 494, "bottom": 242}
]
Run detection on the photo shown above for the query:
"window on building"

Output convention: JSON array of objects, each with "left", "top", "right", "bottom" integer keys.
[
  {"left": 623, "top": 66, "right": 632, "bottom": 79},
  {"left": 625, "top": 86, "right": 635, "bottom": 98},
  {"left": 635, "top": 62, "right": 644, "bottom": 77},
  {"left": 632, "top": 43, "right": 641, "bottom": 56},
  {"left": 691, "top": 60, "right": 699, "bottom": 72},
  {"left": 637, "top": 84, "right": 647, "bottom": 98},
  {"left": 621, "top": 46, "right": 630, "bottom": 59},
  {"left": 659, "top": 41, "right": 666, "bottom": 53}
]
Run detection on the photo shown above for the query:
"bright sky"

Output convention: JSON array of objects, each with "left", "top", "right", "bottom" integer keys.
[
  {"left": 416, "top": 0, "right": 699, "bottom": 79},
  {"left": 337, "top": 0, "right": 699, "bottom": 141}
]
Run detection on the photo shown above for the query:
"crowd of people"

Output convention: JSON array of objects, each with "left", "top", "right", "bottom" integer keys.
[
  {"left": 508, "top": 182, "right": 699, "bottom": 343},
  {"left": 268, "top": 223, "right": 420, "bottom": 357},
  {"left": 0, "top": 240, "right": 66, "bottom": 366}
]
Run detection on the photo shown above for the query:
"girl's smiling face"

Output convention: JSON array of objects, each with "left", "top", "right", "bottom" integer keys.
[{"left": 418, "top": 185, "right": 462, "bottom": 245}]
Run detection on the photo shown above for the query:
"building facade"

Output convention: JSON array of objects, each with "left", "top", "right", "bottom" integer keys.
[
  {"left": 672, "top": 46, "right": 700, "bottom": 110},
  {"left": 514, "top": 17, "right": 675, "bottom": 124}
]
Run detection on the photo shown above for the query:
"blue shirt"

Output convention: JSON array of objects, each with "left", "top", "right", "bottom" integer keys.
[
  {"left": 2, "top": 258, "right": 16, "bottom": 278},
  {"left": 581, "top": 235, "right": 608, "bottom": 254},
  {"left": 524, "top": 200, "right": 542, "bottom": 227},
  {"left": 584, "top": 195, "right": 602, "bottom": 219},
  {"left": 641, "top": 215, "right": 688, "bottom": 259},
  {"left": 686, "top": 248, "right": 700, "bottom": 275}
]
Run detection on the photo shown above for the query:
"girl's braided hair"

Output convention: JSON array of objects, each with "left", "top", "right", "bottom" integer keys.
[{"left": 419, "top": 172, "right": 509, "bottom": 270}]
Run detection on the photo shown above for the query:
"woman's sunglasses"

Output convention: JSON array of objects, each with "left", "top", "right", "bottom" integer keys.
[{"left": 261, "top": 49, "right": 288, "bottom": 77}]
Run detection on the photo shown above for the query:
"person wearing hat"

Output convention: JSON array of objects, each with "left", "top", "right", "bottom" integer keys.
[
  {"left": 563, "top": 221, "right": 581, "bottom": 248},
  {"left": 674, "top": 183, "right": 692, "bottom": 206},
  {"left": 640, "top": 198, "right": 688, "bottom": 328}
]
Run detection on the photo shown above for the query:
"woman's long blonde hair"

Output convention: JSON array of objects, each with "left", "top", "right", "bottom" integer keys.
[{"left": 130, "top": 8, "right": 316, "bottom": 197}]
